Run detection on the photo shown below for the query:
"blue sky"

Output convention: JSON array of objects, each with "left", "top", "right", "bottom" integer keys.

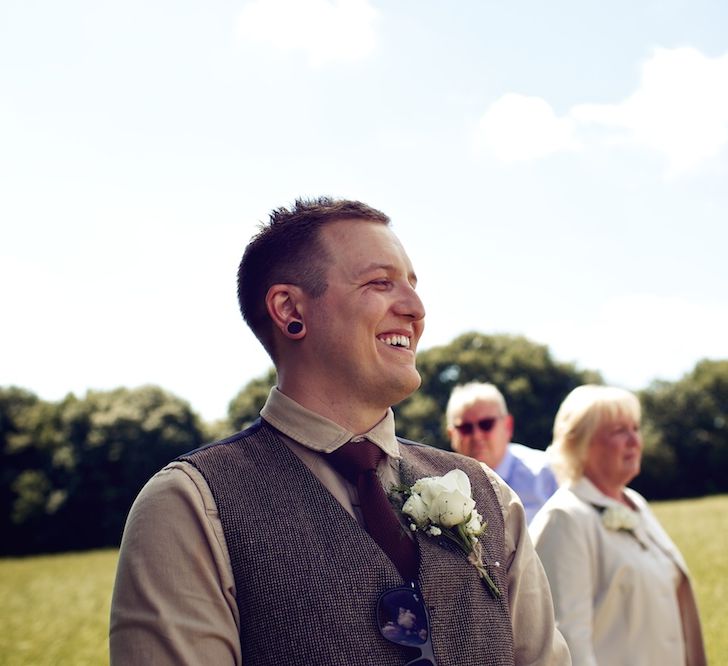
[{"left": 2, "top": 0, "right": 727, "bottom": 422}]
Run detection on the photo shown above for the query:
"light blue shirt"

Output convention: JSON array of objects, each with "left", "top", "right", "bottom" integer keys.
[{"left": 495, "top": 443, "right": 558, "bottom": 524}]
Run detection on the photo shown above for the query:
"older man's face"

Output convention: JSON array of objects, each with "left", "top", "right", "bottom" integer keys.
[{"left": 448, "top": 401, "right": 514, "bottom": 470}]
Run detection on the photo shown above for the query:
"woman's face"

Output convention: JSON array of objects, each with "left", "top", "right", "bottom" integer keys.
[{"left": 583, "top": 413, "right": 642, "bottom": 495}]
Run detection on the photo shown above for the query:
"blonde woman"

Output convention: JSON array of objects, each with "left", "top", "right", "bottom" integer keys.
[{"left": 530, "top": 385, "right": 706, "bottom": 666}]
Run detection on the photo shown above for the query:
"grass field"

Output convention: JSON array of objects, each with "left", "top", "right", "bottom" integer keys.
[
  {"left": 1, "top": 495, "right": 726, "bottom": 665},
  {"left": 652, "top": 494, "right": 728, "bottom": 664},
  {"left": 0, "top": 549, "right": 117, "bottom": 666}
]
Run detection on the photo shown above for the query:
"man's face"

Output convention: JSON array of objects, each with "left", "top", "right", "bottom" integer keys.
[
  {"left": 300, "top": 219, "right": 425, "bottom": 411},
  {"left": 448, "top": 401, "right": 513, "bottom": 469}
]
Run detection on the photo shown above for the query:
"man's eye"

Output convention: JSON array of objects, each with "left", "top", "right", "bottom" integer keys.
[{"left": 369, "top": 280, "right": 392, "bottom": 288}]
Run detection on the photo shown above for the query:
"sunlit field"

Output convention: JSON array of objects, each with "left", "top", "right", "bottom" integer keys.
[
  {"left": 0, "top": 549, "right": 117, "bottom": 666},
  {"left": 652, "top": 494, "right": 728, "bottom": 664},
  {"left": 1, "top": 495, "right": 726, "bottom": 665}
]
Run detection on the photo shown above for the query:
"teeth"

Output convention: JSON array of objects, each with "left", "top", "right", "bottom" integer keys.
[{"left": 379, "top": 335, "right": 410, "bottom": 349}]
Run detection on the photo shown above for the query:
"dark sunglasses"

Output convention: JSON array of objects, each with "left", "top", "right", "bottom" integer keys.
[
  {"left": 377, "top": 582, "right": 438, "bottom": 666},
  {"left": 453, "top": 417, "right": 500, "bottom": 435}
]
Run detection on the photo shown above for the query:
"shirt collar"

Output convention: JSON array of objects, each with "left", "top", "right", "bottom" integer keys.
[
  {"left": 567, "top": 476, "right": 627, "bottom": 508},
  {"left": 260, "top": 387, "right": 401, "bottom": 458}
]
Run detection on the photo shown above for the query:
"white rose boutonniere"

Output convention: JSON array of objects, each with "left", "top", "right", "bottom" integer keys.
[
  {"left": 592, "top": 503, "right": 646, "bottom": 549},
  {"left": 602, "top": 505, "right": 639, "bottom": 531},
  {"left": 393, "top": 469, "right": 501, "bottom": 598}
]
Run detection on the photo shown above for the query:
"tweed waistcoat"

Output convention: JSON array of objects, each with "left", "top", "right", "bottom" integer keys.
[{"left": 180, "top": 419, "right": 515, "bottom": 666}]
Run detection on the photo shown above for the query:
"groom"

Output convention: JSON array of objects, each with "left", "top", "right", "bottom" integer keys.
[{"left": 110, "top": 197, "right": 569, "bottom": 665}]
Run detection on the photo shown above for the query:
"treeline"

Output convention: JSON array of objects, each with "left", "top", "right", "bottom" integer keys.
[{"left": 2, "top": 333, "right": 727, "bottom": 556}]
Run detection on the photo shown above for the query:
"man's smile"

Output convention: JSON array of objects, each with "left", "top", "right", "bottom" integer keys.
[{"left": 377, "top": 334, "right": 412, "bottom": 349}]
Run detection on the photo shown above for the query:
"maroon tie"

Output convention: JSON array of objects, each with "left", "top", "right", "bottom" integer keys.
[{"left": 328, "top": 439, "right": 419, "bottom": 582}]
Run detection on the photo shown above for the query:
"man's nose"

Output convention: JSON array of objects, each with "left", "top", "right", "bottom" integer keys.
[
  {"left": 471, "top": 427, "right": 490, "bottom": 441},
  {"left": 395, "top": 283, "right": 425, "bottom": 321}
]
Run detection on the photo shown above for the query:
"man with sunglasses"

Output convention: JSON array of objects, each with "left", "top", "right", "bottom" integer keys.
[
  {"left": 110, "top": 198, "right": 570, "bottom": 665},
  {"left": 446, "top": 382, "right": 558, "bottom": 523}
]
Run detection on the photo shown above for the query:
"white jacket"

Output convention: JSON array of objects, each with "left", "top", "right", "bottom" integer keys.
[{"left": 529, "top": 477, "right": 706, "bottom": 666}]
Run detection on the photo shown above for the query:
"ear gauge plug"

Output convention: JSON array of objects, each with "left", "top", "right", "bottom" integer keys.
[{"left": 287, "top": 321, "right": 304, "bottom": 335}]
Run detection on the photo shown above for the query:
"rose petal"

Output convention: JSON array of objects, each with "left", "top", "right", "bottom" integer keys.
[
  {"left": 429, "top": 489, "right": 476, "bottom": 527},
  {"left": 402, "top": 493, "right": 429, "bottom": 527}
]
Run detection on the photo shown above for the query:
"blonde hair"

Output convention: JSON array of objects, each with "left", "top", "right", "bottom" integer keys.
[
  {"left": 446, "top": 382, "right": 508, "bottom": 427},
  {"left": 548, "top": 384, "right": 641, "bottom": 483}
]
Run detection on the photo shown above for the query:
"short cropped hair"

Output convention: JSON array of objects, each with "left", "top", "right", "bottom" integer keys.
[
  {"left": 237, "top": 196, "right": 390, "bottom": 358},
  {"left": 547, "top": 384, "right": 641, "bottom": 484},
  {"left": 446, "top": 382, "right": 509, "bottom": 427}
]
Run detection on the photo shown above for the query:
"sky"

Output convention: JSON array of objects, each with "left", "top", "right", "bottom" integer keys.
[{"left": 2, "top": 0, "right": 727, "bottom": 422}]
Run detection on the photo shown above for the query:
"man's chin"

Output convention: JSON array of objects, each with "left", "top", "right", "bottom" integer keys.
[
  {"left": 404, "top": 368, "right": 422, "bottom": 394},
  {"left": 470, "top": 449, "right": 496, "bottom": 468},
  {"left": 387, "top": 369, "right": 421, "bottom": 405}
]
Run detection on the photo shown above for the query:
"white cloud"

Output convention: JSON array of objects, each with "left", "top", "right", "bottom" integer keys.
[
  {"left": 475, "top": 93, "right": 580, "bottom": 162},
  {"left": 573, "top": 47, "right": 728, "bottom": 176},
  {"left": 236, "top": 0, "right": 379, "bottom": 66},
  {"left": 477, "top": 47, "right": 728, "bottom": 175},
  {"left": 528, "top": 293, "right": 728, "bottom": 389}
]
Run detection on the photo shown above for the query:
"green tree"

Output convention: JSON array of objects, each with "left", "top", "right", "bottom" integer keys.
[
  {"left": 56, "top": 386, "right": 205, "bottom": 550},
  {"left": 0, "top": 389, "right": 69, "bottom": 553},
  {"left": 225, "top": 334, "right": 600, "bottom": 452},
  {"left": 395, "top": 332, "right": 602, "bottom": 449},
  {"left": 227, "top": 368, "right": 277, "bottom": 431},
  {"left": 0, "top": 388, "right": 41, "bottom": 531},
  {"left": 1, "top": 385, "right": 205, "bottom": 555},
  {"left": 636, "top": 359, "right": 728, "bottom": 499}
]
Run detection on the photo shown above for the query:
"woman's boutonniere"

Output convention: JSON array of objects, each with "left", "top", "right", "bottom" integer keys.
[
  {"left": 392, "top": 468, "right": 501, "bottom": 598},
  {"left": 592, "top": 504, "right": 647, "bottom": 549}
]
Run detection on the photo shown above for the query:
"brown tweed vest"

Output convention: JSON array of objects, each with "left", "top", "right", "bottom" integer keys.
[{"left": 180, "top": 419, "right": 515, "bottom": 666}]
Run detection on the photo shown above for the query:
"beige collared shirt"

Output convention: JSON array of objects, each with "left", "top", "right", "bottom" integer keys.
[{"left": 110, "top": 388, "right": 570, "bottom": 665}]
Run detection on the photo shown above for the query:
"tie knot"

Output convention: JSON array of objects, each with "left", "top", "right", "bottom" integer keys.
[{"left": 328, "top": 439, "right": 383, "bottom": 484}]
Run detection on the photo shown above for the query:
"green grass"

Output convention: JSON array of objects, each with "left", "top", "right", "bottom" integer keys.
[
  {"left": 0, "top": 549, "right": 117, "bottom": 666},
  {"left": 1, "top": 496, "right": 726, "bottom": 665},
  {"left": 652, "top": 494, "right": 728, "bottom": 665}
]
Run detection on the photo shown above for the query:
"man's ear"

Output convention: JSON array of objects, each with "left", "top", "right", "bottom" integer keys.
[
  {"left": 504, "top": 414, "right": 515, "bottom": 439},
  {"left": 446, "top": 426, "right": 459, "bottom": 451},
  {"left": 266, "top": 284, "right": 306, "bottom": 338}
]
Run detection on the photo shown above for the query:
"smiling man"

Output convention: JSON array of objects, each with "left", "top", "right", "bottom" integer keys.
[{"left": 109, "top": 197, "right": 570, "bottom": 666}]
